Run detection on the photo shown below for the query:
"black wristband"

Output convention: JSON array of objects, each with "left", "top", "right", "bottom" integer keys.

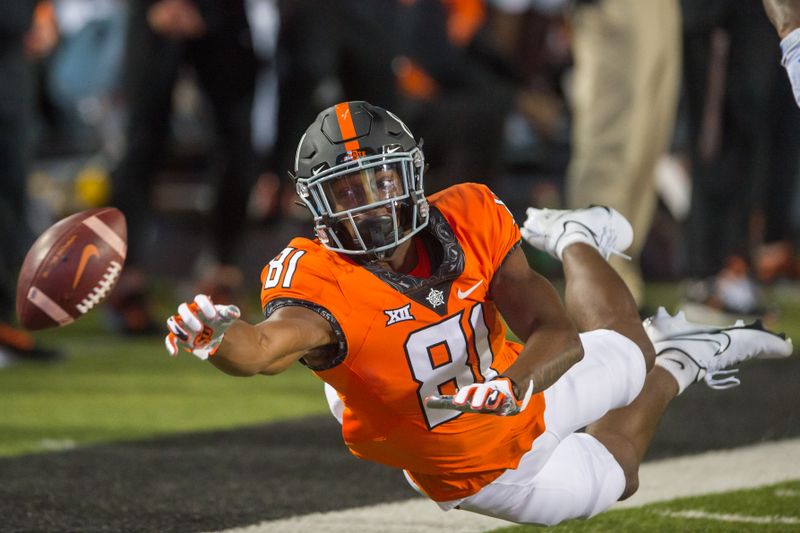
[{"left": 497, "top": 374, "right": 521, "bottom": 399}]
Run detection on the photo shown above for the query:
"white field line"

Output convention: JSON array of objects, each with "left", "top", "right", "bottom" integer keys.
[
  {"left": 658, "top": 510, "right": 800, "bottom": 525},
  {"left": 614, "top": 438, "right": 800, "bottom": 508},
  {"left": 213, "top": 438, "right": 800, "bottom": 533}
]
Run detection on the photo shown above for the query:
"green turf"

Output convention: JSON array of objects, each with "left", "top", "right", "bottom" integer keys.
[
  {"left": 1, "top": 312, "right": 328, "bottom": 456},
  {"left": 489, "top": 480, "right": 800, "bottom": 532}
]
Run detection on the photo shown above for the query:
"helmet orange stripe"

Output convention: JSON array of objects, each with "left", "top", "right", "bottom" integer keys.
[{"left": 334, "top": 102, "right": 361, "bottom": 151}]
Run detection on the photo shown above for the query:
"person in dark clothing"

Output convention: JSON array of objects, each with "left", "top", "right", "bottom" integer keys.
[
  {"left": 273, "top": 0, "right": 526, "bottom": 197},
  {"left": 0, "top": 0, "right": 60, "bottom": 363},
  {"left": 764, "top": 0, "right": 800, "bottom": 105},
  {"left": 109, "top": 0, "right": 258, "bottom": 333},
  {"left": 681, "top": 0, "right": 800, "bottom": 316}
]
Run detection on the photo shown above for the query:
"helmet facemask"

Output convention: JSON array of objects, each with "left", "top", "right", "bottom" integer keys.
[{"left": 296, "top": 147, "right": 428, "bottom": 260}]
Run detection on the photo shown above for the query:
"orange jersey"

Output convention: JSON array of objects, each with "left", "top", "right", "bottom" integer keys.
[{"left": 260, "top": 182, "right": 546, "bottom": 501}]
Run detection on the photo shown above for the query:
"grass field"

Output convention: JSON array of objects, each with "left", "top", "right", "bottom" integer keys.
[
  {"left": 3, "top": 281, "right": 799, "bottom": 457},
  {"left": 2, "top": 282, "right": 799, "bottom": 532},
  {"left": 491, "top": 480, "right": 800, "bottom": 532},
  {"left": 1, "top": 305, "right": 328, "bottom": 456}
]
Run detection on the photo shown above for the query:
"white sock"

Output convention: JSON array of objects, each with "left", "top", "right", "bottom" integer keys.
[
  {"left": 555, "top": 230, "right": 597, "bottom": 261},
  {"left": 654, "top": 350, "right": 702, "bottom": 395}
]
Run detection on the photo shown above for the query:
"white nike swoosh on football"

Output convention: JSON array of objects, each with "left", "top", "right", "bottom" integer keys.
[{"left": 457, "top": 280, "right": 484, "bottom": 299}]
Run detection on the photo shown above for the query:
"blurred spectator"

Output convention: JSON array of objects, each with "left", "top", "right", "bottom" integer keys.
[
  {"left": 245, "top": 0, "right": 281, "bottom": 223},
  {"left": 272, "top": 0, "right": 403, "bottom": 201},
  {"left": 761, "top": 0, "right": 800, "bottom": 281},
  {"left": 565, "top": 0, "right": 682, "bottom": 307},
  {"left": 393, "top": 0, "right": 565, "bottom": 191},
  {"left": 109, "top": 0, "right": 258, "bottom": 333},
  {"left": 763, "top": 0, "right": 800, "bottom": 106},
  {"left": 680, "top": 0, "right": 800, "bottom": 319},
  {"left": 764, "top": 0, "right": 800, "bottom": 39},
  {"left": 273, "top": 0, "right": 563, "bottom": 198},
  {"left": 44, "top": 0, "right": 127, "bottom": 156},
  {"left": 0, "top": 0, "right": 61, "bottom": 364},
  {"left": 754, "top": 59, "right": 800, "bottom": 284}
]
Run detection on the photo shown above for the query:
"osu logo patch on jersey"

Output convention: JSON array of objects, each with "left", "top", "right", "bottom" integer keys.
[{"left": 426, "top": 288, "right": 445, "bottom": 308}]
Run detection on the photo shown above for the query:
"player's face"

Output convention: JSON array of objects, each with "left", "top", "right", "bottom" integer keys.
[{"left": 322, "top": 164, "right": 404, "bottom": 215}]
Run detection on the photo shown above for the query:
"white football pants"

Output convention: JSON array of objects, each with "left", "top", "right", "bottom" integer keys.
[
  {"left": 438, "top": 329, "right": 646, "bottom": 525},
  {"left": 325, "top": 329, "right": 646, "bottom": 526}
]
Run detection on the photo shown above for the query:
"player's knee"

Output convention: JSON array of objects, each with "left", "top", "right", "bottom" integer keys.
[
  {"left": 619, "top": 469, "right": 639, "bottom": 500},
  {"left": 613, "top": 440, "right": 641, "bottom": 500},
  {"left": 588, "top": 431, "right": 640, "bottom": 501},
  {"left": 613, "top": 320, "right": 656, "bottom": 372},
  {"left": 639, "top": 334, "right": 656, "bottom": 372},
  {"left": 625, "top": 326, "right": 656, "bottom": 372}
]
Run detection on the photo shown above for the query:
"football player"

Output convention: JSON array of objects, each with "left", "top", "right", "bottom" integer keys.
[{"left": 165, "top": 101, "right": 793, "bottom": 525}]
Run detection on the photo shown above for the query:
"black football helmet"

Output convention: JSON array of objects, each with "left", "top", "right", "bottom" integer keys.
[{"left": 292, "top": 101, "right": 428, "bottom": 260}]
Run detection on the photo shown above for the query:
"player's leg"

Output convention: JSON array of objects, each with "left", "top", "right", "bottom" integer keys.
[
  {"left": 454, "top": 314, "right": 792, "bottom": 526},
  {"left": 585, "top": 309, "right": 794, "bottom": 500},
  {"left": 560, "top": 241, "right": 665, "bottom": 499},
  {"left": 451, "top": 329, "right": 646, "bottom": 525},
  {"left": 522, "top": 204, "right": 794, "bottom": 510},
  {"left": 522, "top": 205, "right": 655, "bottom": 368},
  {"left": 554, "top": 215, "right": 793, "bottom": 500},
  {"left": 561, "top": 243, "right": 655, "bottom": 369},
  {"left": 456, "top": 431, "right": 629, "bottom": 526},
  {"left": 583, "top": 364, "right": 675, "bottom": 498}
]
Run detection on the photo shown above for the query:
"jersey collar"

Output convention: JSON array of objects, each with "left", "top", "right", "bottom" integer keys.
[{"left": 361, "top": 207, "right": 465, "bottom": 315}]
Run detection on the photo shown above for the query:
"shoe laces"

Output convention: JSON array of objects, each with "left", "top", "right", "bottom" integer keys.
[{"left": 596, "top": 226, "right": 632, "bottom": 261}]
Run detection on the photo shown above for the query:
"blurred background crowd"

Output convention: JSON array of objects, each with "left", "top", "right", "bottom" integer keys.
[{"left": 2, "top": 0, "right": 799, "bottom": 360}]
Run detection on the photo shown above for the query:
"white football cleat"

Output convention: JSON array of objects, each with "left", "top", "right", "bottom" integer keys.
[
  {"left": 521, "top": 205, "right": 633, "bottom": 261},
  {"left": 645, "top": 307, "right": 793, "bottom": 394}
]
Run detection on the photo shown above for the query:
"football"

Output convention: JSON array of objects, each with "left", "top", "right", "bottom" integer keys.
[{"left": 16, "top": 207, "right": 127, "bottom": 330}]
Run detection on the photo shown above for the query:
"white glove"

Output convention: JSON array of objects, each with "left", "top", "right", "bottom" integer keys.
[
  {"left": 165, "top": 294, "right": 241, "bottom": 360},
  {"left": 425, "top": 377, "right": 534, "bottom": 416},
  {"left": 781, "top": 27, "right": 800, "bottom": 107}
]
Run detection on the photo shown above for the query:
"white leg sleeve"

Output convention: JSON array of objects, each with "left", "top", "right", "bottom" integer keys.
[{"left": 544, "top": 329, "right": 647, "bottom": 439}]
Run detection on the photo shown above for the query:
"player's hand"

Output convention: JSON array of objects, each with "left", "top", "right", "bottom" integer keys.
[
  {"left": 424, "top": 377, "right": 533, "bottom": 417},
  {"left": 165, "top": 294, "right": 240, "bottom": 360}
]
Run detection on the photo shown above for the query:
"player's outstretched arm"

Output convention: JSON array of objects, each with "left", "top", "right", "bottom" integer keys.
[
  {"left": 165, "top": 295, "right": 337, "bottom": 377},
  {"left": 489, "top": 246, "right": 584, "bottom": 396},
  {"left": 213, "top": 306, "right": 336, "bottom": 376}
]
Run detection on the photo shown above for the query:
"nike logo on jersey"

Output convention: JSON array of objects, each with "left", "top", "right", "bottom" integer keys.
[
  {"left": 385, "top": 304, "right": 415, "bottom": 326},
  {"left": 457, "top": 280, "right": 483, "bottom": 299}
]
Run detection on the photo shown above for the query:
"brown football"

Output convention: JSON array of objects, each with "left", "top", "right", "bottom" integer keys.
[{"left": 16, "top": 207, "right": 127, "bottom": 330}]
